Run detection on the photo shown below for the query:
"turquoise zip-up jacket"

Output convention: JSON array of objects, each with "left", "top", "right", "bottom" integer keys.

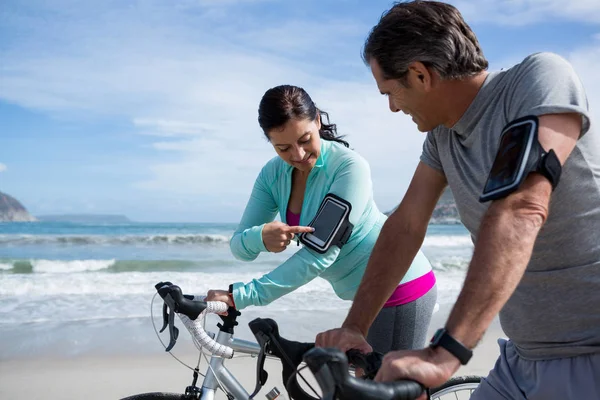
[{"left": 230, "top": 139, "right": 432, "bottom": 310}]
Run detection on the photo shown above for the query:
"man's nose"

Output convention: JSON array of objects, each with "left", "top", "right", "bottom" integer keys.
[{"left": 389, "top": 97, "right": 400, "bottom": 113}]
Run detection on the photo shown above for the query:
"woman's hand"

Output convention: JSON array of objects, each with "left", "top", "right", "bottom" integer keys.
[
  {"left": 206, "top": 289, "right": 233, "bottom": 307},
  {"left": 262, "top": 221, "right": 314, "bottom": 253}
]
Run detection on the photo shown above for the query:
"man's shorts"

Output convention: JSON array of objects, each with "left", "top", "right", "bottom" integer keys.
[{"left": 470, "top": 338, "right": 600, "bottom": 399}]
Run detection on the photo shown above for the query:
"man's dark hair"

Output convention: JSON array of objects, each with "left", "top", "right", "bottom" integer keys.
[{"left": 362, "top": 1, "right": 489, "bottom": 85}]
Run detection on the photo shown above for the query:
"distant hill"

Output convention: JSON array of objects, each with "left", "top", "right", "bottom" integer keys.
[
  {"left": 36, "top": 214, "right": 132, "bottom": 223},
  {"left": 0, "top": 191, "right": 37, "bottom": 222},
  {"left": 430, "top": 187, "right": 461, "bottom": 224},
  {"left": 385, "top": 187, "right": 461, "bottom": 224}
]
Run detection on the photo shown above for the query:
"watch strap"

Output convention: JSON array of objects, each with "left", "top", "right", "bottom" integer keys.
[
  {"left": 228, "top": 284, "right": 236, "bottom": 309},
  {"left": 430, "top": 328, "right": 473, "bottom": 365}
]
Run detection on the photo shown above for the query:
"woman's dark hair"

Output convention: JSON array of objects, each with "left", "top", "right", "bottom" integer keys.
[{"left": 258, "top": 85, "right": 349, "bottom": 148}]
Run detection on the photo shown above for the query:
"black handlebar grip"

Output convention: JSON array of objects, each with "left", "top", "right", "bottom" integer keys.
[
  {"left": 338, "top": 378, "right": 424, "bottom": 400},
  {"left": 156, "top": 283, "right": 207, "bottom": 320},
  {"left": 304, "top": 348, "right": 425, "bottom": 400}
]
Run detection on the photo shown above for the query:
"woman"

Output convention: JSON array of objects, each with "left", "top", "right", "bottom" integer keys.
[{"left": 206, "top": 84, "right": 437, "bottom": 353}]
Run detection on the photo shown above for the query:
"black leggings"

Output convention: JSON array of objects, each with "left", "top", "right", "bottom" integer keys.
[{"left": 366, "top": 284, "right": 437, "bottom": 353}]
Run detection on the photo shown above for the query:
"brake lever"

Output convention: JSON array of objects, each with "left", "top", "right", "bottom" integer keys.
[
  {"left": 156, "top": 286, "right": 180, "bottom": 352},
  {"left": 159, "top": 302, "right": 169, "bottom": 333},
  {"left": 161, "top": 292, "right": 180, "bottom": 352},
  {"left": 346, "top": 349, "right": 383, "bottom": 380},
  {"left": 155, "top": 282, "right": 174, "bottom": 334},
  {"left": 363, "top": 352, "right": 383, "bottom": 380},
  {"left": 248, "top": 331, "right": 269, "bottom": 399},
  {"left": 155, "top": 282, "right": 187, "bottom": 352},
  {"left": 165, "top": 302, "right": 179, "bottom": 352}
]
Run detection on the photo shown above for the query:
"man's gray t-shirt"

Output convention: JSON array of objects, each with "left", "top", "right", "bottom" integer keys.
[{"left": 420, "top": 52, "right": 600, "bottom": 360}]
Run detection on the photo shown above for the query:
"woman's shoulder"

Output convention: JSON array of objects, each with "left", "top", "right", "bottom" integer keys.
[
  {"left": 257, "top": 154, "right": 287, "bottom": 182},
  {"left": 325, "top": 142, "right": 371, "bottom": 173}
]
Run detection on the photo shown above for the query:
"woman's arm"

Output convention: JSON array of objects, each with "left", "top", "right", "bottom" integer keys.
[
  {"left": 232, "top": 154, "right": 376, "bottom": 309},
  {"left": 229, "top": 167, "right": 279, "bottom": 261}
]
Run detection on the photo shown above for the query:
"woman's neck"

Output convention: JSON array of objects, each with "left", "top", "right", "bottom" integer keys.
[{"left": 293, "top": 168, "right": 311, "bottom": 181}]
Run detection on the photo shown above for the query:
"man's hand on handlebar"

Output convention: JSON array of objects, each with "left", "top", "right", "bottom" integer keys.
[
  {"left": 375, "top": 347, "right": 461, "bottom": 399},
  {"left": 315, "top": 326, "right": 373, "bottom": 354}
]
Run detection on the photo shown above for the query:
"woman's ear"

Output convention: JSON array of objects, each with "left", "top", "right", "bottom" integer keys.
[{"left": 315, "top": 111, "right": 322, "bottom": 130}]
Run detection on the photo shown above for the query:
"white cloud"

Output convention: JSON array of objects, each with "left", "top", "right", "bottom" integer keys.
[
  {"left": 0, "top": 0, "right": 428, "bottom": 216},
  {"left": 452, "top": 0, "right": 600, "bottom": 25},
  {"left": 133, "top": 119, "right": 226, "bottom": 137},
  {"left": 0, "top": 163, "right": 7, "bottom": 173},
  {"left": 3, "top": 1, "right": 600, "bottom": 219}
]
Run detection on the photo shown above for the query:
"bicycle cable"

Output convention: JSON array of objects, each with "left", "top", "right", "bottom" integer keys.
[
  {"left": 150, "top": 292, "right": 207, "bottom": 377},
  {"left": 286, "top": 364, "right": 322, "bottom": 400},
  {"left": 151, "top": 292, "right": 253, "bottom": 397},
  {"left": 151, "top": 292, "right": 313, "bottom": 398},
  {"left": 267, "top": 332, "right": 321, "bottom": 398}
]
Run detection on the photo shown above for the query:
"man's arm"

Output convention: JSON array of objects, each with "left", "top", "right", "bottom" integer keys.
[
  {"left": 344, "top": 162, "right": 447, "bottom": 335},
  {"left": 374, "top": 112, "right": 583, "bottom": 385},
  {"left": 316, "top": 162, "right": 447, "bottom": 350},
  {"left": 444, "top": 112, "right": 581, "bottom": 348}
]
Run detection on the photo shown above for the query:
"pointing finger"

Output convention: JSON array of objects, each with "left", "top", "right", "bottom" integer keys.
[{"left": 287, "top": 226, "right": 315, "bottom": 234}]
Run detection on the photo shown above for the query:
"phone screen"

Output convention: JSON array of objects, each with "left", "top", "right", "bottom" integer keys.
[
  {"left": 311, "top": 200, "right": 347, "bottom": 242},
  {"left": 483, "top": 122, "right": 532, "bottom": 194}
]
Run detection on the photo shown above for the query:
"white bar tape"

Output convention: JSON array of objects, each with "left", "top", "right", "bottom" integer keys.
[
  {"left": 205, "top": 301, "right": 229, "bottom": 314},
  {"left": 178, "top": 302, "right": 234, "bottom": 358}
]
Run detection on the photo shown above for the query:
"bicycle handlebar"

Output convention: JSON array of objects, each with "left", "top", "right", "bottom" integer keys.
[
  {"left": 303, "top": 347, "right": 425, "bottom": 400},
  {"left": 154, "top": 281, "right": 425, "bottom": 400},
  {"left": 155, "top": 281, "right": 234, "bottom": 358}
]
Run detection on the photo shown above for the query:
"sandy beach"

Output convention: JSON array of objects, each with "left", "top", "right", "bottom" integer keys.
[
  {"left": 0, "top": 222, "right": 487, "bottom": 399},
  {"left": 0, "top": 305, "right": 505, "bottom": 400}
]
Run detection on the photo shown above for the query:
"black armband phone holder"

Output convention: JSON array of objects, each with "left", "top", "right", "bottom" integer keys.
[
  {"left": 299, "top": 193, "right": 354, "bottom": 254},
  {"left": 479, "top": 115, "right": 562, "bottom": 203}
]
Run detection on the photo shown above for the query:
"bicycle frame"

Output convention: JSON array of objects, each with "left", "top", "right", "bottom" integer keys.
[
  {"left": 145, "top": 283, "right": 478, "bottom": 400},
  {"left": 198, "top": 330, "right": 262, "bottom": 400},
  {"left": 141, "top": 282, "right": 480, "bottom": 400}
]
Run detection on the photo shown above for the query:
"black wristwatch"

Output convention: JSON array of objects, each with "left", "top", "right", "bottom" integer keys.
[{"left": 429, "top": 328, "right": 473, "bottom": 365}]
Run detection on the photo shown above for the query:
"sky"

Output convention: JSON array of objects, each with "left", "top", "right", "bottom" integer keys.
[{"left": 1, "top": 0, "right": 600, "bottom": 222}]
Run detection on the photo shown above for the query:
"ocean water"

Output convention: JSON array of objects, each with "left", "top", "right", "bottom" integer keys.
[{"left": 0, "top": 222, "right": 473, "bottom": 360}]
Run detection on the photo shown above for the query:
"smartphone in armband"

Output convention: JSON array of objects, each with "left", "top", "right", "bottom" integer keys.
[
  {"left": 299, "top": 193, "right": 354, "bottom": 254},
  {"left": 479, "top": 115, "right": 562, "bottom": 203}
]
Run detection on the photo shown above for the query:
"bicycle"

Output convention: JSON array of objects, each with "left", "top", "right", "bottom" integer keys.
[{"left": 120, "top": 281, "right": 482, "bottom": 400}]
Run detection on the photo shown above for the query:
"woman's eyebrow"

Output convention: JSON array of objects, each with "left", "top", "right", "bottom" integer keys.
[{"left": 273, "top": 132, "right": 311, "bottom": 146}]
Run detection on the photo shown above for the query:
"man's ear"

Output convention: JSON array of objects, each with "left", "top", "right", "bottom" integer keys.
[{"left": 407, "top": 61, "right": 433, "bottom": 90}]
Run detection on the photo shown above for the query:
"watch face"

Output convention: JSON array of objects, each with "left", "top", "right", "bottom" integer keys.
[{"left": 431, "top": 328, "right": 445, "bottom": 345}]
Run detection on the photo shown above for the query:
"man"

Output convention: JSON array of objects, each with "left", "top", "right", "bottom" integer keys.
[{"left": 315, "top": 1, "right": 600, "bottom": 398}]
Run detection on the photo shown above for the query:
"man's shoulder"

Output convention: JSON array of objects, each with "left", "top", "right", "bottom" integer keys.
[
  {"left": 504, "top": 52, "right": 576, "bottom": 82},
  {"left": 520, "top": 51, "right": 571, "bottom": 68}
]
